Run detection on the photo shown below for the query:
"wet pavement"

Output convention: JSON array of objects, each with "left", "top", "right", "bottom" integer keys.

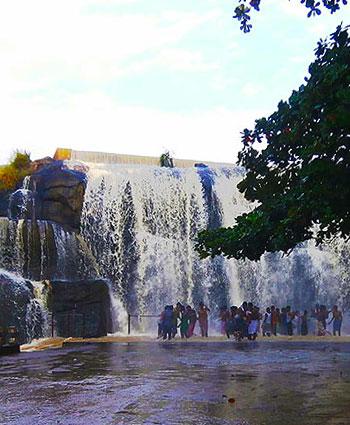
[{"left": 1, "top": 341, "right": 350, "bottom": 424}]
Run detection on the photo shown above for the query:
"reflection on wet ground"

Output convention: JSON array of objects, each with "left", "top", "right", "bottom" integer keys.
[{"left": 0, "top": 341, "right": 350, "bottom": 424}]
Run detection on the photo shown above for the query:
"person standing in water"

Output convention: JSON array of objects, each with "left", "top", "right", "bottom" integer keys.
[
  {"left": 248, "top": 306, "right": 260, "bottom": 340},
  {"left": 329, "top": 305, "right": 343, "bottom": 336},
  {"left": 162, "top": 305, "right": 174, "bottom": 340},
  {"left": 280, "top": 307, "right": 287, "bottom": 335},
  {"left": 262, "top": 307, "right": 272, "bottom": 337},
  {"left": 172, "top": 302, "right": 183, "bottom": 338},
  {"left": 198, "top": 302, "right": 210, "bottom": 337},
  {"left": 225, "top": 306, "right": 236, "bottom": 339},
  {"left": 286, "top": 306, "right": 294, "bottom": 336},
  {"left": 301, "top": 310, "right": 308, "bottom": 336},
  {"left": 219, "top": 306, "right": 230, "bottom": 336},
  {"left": 178, "top": 307, "right": 190, "bottom": 339},
  {"left": 271, "top": 305, "right": 278, "bottom": 336},
  {"left": 316, "top": 305, "right": 329, "bottom": 336},
  {"left": 294, "top": 310, "right": 301, "bottom": 335},
  {"left": 187, "top": 306, "right": 197, "bottom": 337}
]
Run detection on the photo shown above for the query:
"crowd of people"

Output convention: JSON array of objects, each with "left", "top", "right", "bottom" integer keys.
[
  {"left": 158, "top": 301, "right": 343, "bottom": 341},
  {"left": 158, "top": 302, "right": 210, "bottom": 340},
  {"left": 220, "top": 302, "right": 343, "bottom": 341}
]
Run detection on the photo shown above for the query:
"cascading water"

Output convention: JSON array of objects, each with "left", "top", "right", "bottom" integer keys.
[
  {"left": 81, "top": 164, "right": 239, "bottom": 318},
  {"left": 81, "top": 161, "right": 350, "bottom": 330},
  {"left": 0, "top": 269, "right": 48, "bottom": 343},
  {"left": 2, "top": 158, "right": 349, "bottom": 337},
  {"left": 7, "top": 175, "right": 35, "bottom": 221},
  {"left": 0, "top": 217, "right": 98, "bottom": 281}
]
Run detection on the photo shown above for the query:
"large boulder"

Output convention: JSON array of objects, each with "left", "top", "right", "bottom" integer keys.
[
  {"left": 51, "top": 279, "right": 112, "bottom": 338},
  {"left": 30, "top": 156, "right": 55, "bottom": 173},
  {"left": 3, "top": 159, "right": 87, "bottom": 230},
  {"left": 0, "top": 269, "right": 45, "bottom": 344},
  {"left": 30, "top": 161, "right": 87, "bottom": 230}
]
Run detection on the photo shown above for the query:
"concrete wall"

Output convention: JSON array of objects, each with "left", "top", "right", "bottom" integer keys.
[{"left": 54, "top": 148, "right": 233, "bottom": 168}]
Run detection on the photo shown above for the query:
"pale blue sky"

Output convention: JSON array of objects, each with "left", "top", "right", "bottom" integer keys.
[{"left": 0, "top": 0, "right": 349, "bottom": 164}]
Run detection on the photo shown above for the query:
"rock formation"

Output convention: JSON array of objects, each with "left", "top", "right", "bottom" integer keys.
[
  {"left": 51, "top": 280, "right": 113, "bottom": 338},
  {"left": 5, "top": 159, "right": 87, "bottom": 230},
  {"left": 29, "top": 161, "right": 87, "bottom": 230}
]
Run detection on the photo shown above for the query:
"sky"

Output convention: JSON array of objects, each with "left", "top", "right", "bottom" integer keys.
[{"left": 0, "top": 0, "right": 349, "bottom": 164}]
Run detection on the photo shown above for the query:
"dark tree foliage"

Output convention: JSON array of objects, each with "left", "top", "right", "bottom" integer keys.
[
  {"left": 196, "top": 25, "right": 350, "bottom": 261},
  {"left": 233, "top": 0, "right": 348, "bottom": 33}
]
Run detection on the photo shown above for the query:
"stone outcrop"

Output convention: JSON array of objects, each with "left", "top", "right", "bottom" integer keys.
[
  {"left": 7, "top": 160, "right": 87, "bottom": 230},
  {"left": 30, "top": 161, "right": 87, "bottom": 230},
  {"left": 30, "top": 156, "right": 55, "bottom": 173},
  {"left": 51, "top": 280, "right": 112, "bottom": 338}
]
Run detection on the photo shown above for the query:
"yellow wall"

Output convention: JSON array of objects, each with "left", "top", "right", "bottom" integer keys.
[{"left": 54, "top": 148, "right": 72, "bottom": 161}]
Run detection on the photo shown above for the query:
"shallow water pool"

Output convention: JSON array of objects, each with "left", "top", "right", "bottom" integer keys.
[{"left": 0, "top": 341, "right": 350, "bottom": 424}]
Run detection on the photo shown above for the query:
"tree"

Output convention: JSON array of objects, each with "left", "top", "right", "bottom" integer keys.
[
  {"left": 233, "top": 0, "right": 348, "bottom": 33},
  {"left": 160, "top": 151, "right": 174, "bottom": 168},
  {"left": 0, "top": 151, "right": 32, "bottom": 192},
  {"left": 196, "top": 25, "right": 350, "bottom": 261}
]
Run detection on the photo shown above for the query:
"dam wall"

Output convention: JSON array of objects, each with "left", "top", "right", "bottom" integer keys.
[{"left": 54, "top": 148, "right": 233, "bottom": 168}]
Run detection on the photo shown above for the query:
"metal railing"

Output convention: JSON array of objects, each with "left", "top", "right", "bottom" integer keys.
[
  {"left": 127, "top": 314, "right": 159, "bottom": 335},
  {"left": 49, "top": 311, "right": 86, "bottom": 338},
  {"left": 49, "top": 312, "right": 160, "bottom": 337}
]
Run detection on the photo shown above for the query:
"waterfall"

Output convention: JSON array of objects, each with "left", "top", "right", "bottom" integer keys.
[
  {"left": 81, "top": 161, "right": 350, "bottom": 323},
  {"left": 2, "top": 158, "right": 348, "bottom": 338}
]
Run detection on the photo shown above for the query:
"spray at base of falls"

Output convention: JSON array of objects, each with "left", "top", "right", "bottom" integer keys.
[
  {"left": 108, "top": 283, "right": 128, "bottom": 335},
  {"left": 81, "top": 162, "right": 350, "bottom": 334}
]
